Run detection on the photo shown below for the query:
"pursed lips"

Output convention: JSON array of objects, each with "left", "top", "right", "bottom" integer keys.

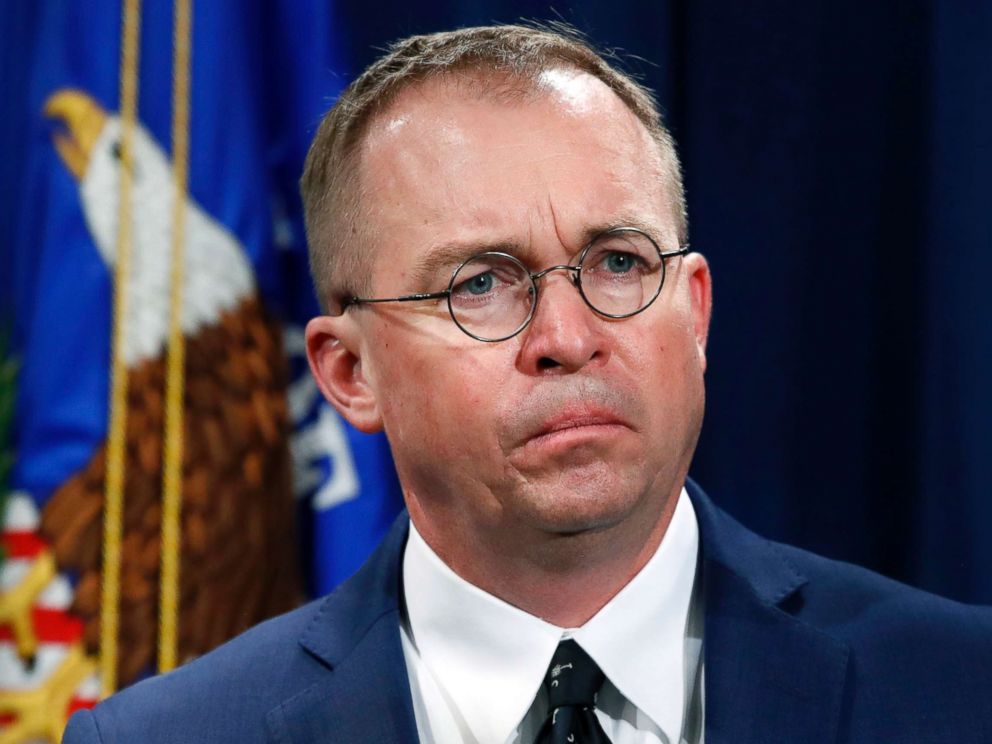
[
  {"left": 498, "top": 377, "right": 642, "bottom": 452},
  {"left": 525, "top": 408, "right": 631, "bottom": 446}
]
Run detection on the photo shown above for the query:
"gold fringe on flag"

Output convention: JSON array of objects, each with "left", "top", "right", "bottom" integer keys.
[
  {"left": 158, "top": 0, "right": 193, "bottom": 674},
  {"left": 100, "top": 0, "right": 142, "bottom": 698}
]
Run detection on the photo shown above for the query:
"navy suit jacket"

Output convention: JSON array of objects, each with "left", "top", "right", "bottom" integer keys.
[{"left": 64, "top": 481, "right": 992, "bottom": 743}]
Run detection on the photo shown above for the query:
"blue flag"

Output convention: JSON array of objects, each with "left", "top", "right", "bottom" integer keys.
[{"left": 0, "top": 0, "right": 402, "bottom": 731}]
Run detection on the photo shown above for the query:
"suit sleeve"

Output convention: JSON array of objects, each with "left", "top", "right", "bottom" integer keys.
[{"left": 62, "top": 709, "right": 105, "bottom": 744}]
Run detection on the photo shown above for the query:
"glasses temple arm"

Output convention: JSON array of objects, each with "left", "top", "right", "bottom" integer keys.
[{"left": 342, "top": 290, "right": 451, "bottom": 310}]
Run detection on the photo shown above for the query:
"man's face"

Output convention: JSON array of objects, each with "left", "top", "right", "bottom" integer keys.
[{"left": 311, "top": 71, "right": 711, "bottom": 552}]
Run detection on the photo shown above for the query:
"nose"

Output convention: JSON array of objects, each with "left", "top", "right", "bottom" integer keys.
[{"left": 516, "top": 270, "right": 609, "bottom": 374}]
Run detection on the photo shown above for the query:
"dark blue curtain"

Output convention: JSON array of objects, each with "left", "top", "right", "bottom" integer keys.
[{"left": 334, "top": 1, "right": 992, "bottom": 604}]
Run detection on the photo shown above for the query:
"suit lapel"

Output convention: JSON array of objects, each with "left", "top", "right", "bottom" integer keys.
[
  {"left": 688, "top": 481, "right": 850, "bottom": 744},
  {"left": 702, "top": 560, "right": 850, "bottom": 744},
  {"left": 265, "top": 610, "right": 419, "bottom": 742},
  {"left": 266, "top": 516, "right": 419, "bottom": 743}
]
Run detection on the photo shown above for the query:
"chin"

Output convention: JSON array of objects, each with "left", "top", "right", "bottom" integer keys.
[{"left": 510, "top": 465, "right": 651, "bottom": 536}]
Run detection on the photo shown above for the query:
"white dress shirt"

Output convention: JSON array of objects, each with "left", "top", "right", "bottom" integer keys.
[{"left": 400, "top": 488, "right": 704, "bottom": 744}]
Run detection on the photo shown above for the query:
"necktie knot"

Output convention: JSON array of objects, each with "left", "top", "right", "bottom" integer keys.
[{"left": 543, "top": 639, "right": 605, "bottom": 710}]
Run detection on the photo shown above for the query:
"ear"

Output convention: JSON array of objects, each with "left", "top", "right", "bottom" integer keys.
[
  {"left": 305, "top": 315, "right": 383, "bottom": 433},
  {"left": 683, "top": 252, "right": 713, "bottom": 373}
]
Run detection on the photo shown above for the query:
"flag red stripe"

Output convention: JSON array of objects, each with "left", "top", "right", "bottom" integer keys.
[
  {"left": 0, "top": 608, "right": 84, "bottom": 644},
  {"left": 67, "top": 695, "right": 98, "bottom": 717},
  {"left": 1, "top": 531, "right": 48, "bottom": 559}
]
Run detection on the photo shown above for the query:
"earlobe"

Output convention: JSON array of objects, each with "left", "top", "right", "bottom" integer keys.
[
  {"left": 685, "top": 253, "right": 713, "bottom": 373},
  {"left": 304, "top": 315, "right": 384, "bottom": 433}
]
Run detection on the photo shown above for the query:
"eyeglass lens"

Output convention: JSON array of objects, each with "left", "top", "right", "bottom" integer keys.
[{"left": 447, "top": 230, "right": 664, "bottom": 341}]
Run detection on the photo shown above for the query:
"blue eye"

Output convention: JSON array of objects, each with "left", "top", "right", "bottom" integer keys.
[
  {"left": 465, "top": 272, "right": 494, "bottom": 295},
  {"left": 605, "top": 252, "right": 636, "bottom": 273}
]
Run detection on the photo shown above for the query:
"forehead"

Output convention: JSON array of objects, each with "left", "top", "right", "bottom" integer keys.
[{"left": 356, "top": 70, "right": 672, "bottom": 280}]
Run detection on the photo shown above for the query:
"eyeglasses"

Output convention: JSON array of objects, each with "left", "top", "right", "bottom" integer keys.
[{"left": 341, "top": 227, "right": 689, "bottom": 342}]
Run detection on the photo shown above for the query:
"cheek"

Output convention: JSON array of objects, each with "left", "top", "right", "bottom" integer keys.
[
  {"left": 446, "top": 373, "right": 491, "bottom": 415},
  {"left": 629, "top": 308, "right": 704, "bottom": 411},
  {"left": 378, "top": 354, "right": 440, "bottom": 441},
  {"left": 372, "top": 339, "right": 499, "bottom": 454}
]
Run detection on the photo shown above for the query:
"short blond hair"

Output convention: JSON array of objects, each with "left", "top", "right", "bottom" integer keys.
[{"left": 300, "top": 23, "right": 686, "bottom": 313}]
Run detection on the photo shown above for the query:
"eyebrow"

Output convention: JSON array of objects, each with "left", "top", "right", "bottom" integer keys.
[
  {"left": 586, "top": 214, "right": 664, "bottom": 242},
  {"left": 408, "top": 215, "right": 664, "bottom": 289},
  {"left": 409, "top": 239, "right": 531, "bottom": 290}
]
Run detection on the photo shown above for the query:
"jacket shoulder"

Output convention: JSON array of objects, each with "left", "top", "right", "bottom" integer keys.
[
  {"left": 63, "top": 598, "right": 329, "bottom": 744},
  {"left": 691, "top": 480, "right": 992, "bottom": 649},
  {"left": 774, "top": 542, "right": 992, "bottom": 739},
  {"left": 692, "top": 480, "right": 992, "bottom": 740},
  {"left": 773, "top": 538, "right": 992, "bottom": 640}
]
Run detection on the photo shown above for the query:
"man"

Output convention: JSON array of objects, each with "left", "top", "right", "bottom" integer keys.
[{"left": 65, "top": 24, "right": 992, "bottom": 744}]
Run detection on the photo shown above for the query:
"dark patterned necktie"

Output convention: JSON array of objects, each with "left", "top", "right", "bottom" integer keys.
[{"left": 535, "top": 639, "right": 612, "bottom": 743}]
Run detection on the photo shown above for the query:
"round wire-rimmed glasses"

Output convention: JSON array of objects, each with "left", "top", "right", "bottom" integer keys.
[{"left": 341, "top": 227, "right": 689, "bottom": 342}]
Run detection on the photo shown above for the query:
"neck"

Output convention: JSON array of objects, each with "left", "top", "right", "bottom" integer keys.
[{"left": 407, "top": 483, "right": 682, "bottom": 627}]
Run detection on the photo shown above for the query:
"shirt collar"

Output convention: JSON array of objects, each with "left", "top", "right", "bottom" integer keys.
[{"left": 402, "top": 487, "right": 699, "bottom": 743}]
